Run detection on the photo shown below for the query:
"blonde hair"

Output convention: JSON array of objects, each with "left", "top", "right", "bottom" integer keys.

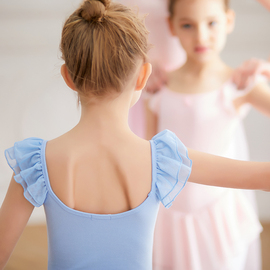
[
  {"left": 168, "top": 0, "right": 230, "bottom": 18},
  {"left": 60, "top": 0, "right": 150, "bottom": 97}
]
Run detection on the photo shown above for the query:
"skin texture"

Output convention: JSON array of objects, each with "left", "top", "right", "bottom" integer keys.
[{"left": 0, "top": 174, "right": 34, "bottom": 269}]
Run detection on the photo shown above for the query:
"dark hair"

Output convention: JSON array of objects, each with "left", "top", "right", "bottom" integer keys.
[
  {"left": 168, "top": 0, "right": 230, "bottom": 18},
  {"left": 60, "top": 0, "right": 150, "bottom": 97}
]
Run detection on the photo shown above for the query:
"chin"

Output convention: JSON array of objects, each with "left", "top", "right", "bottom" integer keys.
[{"left": 194, "top": 52, "right": 217, "bottom": 63}]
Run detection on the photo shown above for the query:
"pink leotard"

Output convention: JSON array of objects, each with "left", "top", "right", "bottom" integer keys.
[{"left": 149, "top": 80, "right": 263, "bottom": 270}]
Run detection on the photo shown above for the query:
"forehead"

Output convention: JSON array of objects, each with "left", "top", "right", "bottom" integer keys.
[{"left": 173, "top": 0, "right": 226, "bottom": 19}]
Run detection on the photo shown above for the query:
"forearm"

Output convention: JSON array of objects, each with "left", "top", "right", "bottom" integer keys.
[
  {"left": 246, "top": 82, "right": 270, "bottom": 117},
  {"left": 188, "top": 149, "right": 270, "bottom": 191}
]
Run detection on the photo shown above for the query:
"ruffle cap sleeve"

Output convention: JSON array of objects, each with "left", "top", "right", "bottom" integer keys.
[
  {"left": 5, "top": 138, "right": 48, "bottom": 207},
  {"left": 152, "top": 130, "right": 192, "bottom": 208}
]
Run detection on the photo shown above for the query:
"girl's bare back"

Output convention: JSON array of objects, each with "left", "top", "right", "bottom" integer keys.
[{"left": 45, "top": 131, "right": 152, "bottom": 215}]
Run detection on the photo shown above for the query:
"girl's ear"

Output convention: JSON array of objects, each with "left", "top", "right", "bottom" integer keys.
[
  {"left": 226, "top": 9, "right": 235, "bottom": 34},
  {"left": 167, "top": 17, "right": 176, "bottom": 36},
  {"left": 61, "top": 64, "right": 77, "bottom": 91},
  {"left": 135, "top": 63, "right": 152, "bottom": 91}
]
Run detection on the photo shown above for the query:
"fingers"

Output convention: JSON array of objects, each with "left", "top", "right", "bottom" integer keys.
[{"left": 232, "top": 58, "right": 266, "bottom": 90}]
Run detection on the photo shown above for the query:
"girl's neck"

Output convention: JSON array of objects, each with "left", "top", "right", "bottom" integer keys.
[
  {"left": 71, "top": 93, "right": 133, "bottom": 142},
  {"left": 167, "top": 55, "right": 232, "bottom": 95},
  {"left": 182, "top": 55, "right": 227, "bottom": 78}
]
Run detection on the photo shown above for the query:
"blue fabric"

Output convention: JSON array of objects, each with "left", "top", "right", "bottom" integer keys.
[
  {"left": 153, "top": 130, "right": 192, "bottom": 208},
  {"left": 5, "top": 138, "right": 48, "bottom": 207},
  {"left": 5, "top": 129, "right": 192, "bottom": 270}
]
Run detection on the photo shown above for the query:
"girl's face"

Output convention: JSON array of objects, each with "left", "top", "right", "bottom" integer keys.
[{"left": 169, "top": 0, "right": 234, "bottom": 63}]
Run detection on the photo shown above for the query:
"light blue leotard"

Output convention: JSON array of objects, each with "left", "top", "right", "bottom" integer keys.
[{"left": 5, "top": 130, "right": 192, "bottom": 270}]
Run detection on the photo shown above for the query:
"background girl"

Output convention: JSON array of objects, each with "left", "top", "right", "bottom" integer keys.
[
  {"left": 146, "top": 0, "right": 270, "bottom": 269},
  {"left": 118, "top": 0, "right": 270, "bottom": 139}
]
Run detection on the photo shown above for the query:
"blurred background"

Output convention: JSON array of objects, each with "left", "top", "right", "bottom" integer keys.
[
  {"left": 222, "top": 0, "right": 270, "bottom": 222},
  {"left": 0, "top": 0, "right": 269, "bottom": 226}
]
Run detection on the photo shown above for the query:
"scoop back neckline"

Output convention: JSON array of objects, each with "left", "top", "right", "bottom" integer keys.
[{"left": 41, "top": 139, "right": 156, "bottom": 219}]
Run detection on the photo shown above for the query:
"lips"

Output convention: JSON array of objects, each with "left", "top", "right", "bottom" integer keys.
[{"left": 194, "top": 46, "right": 209, "bottom": 53}]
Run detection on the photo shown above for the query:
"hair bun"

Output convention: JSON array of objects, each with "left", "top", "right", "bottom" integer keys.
[{"left": 79, "top": 0, "right": 110, "bottom": 22}]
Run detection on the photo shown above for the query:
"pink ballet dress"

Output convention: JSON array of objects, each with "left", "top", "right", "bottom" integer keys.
[
  {"left": 149, "top": 80, "right": 263, "bottom": 270},
  {"left": 118, "top": 0, "right": 186, "bottom": 138}
]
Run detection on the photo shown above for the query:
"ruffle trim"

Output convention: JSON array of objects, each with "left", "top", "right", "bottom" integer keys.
[
  {"left": 5, "top": 138, "right": 48, "bottom": 207},
  {"left": 153, "top": 189, "right": 262, "bottom": 269},
  {"left": 152, "top": 130, "right": 192, "bottom": 208}
]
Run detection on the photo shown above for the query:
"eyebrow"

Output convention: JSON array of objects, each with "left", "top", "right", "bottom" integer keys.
[
  {"left": 178, "top": 16, "right": 218, "bottom": 22},
  {"left": 178, "top": 18, "right": 192, "bottom": 22}
]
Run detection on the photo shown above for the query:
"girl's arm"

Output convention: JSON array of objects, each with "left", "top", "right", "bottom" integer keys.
[
  {"left": 188, "top": 149, "right": 270, "bottom": 191},
  {"left": 243, "top": 81, "right": 270, "bottom": 117},
  {"left": 233, "top": 80, "right": 270, "bottom": 117},
  {"left": 0, "top": 174, "right": 34, "bottom": 269},
  {"left": 144, "top": 99, "right": 158, "bottom": 140}
]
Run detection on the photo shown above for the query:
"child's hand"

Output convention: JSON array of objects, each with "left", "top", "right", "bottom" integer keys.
[
  {"left": 232, "top": 58, "right": 270, "bottom": 90},
  {"left": 145, "top": 63, "right": 167, "bottom": 94}
]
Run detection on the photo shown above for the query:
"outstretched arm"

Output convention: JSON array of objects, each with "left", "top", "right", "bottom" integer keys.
[
  {"left": 0, "top": 174, "right": 34, "bottom": 269},
  {"left": 188, "top": 149, "right": 270, "bottom": 191}
]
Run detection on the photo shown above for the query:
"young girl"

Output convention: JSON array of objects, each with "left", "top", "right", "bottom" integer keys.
[
  {"left": 145, "top": 0, "right": 270, "bottom": 269},
  {"left": 1, "top": 0, "right": 270, "bottom": 269}
]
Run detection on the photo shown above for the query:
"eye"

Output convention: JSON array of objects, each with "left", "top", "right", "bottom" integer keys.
[
  {"left": 209, "top": 21, "right": 217, "bottom": 27},
  {"left": 182, "top": 23, "right": 192, "bottom": 29}
]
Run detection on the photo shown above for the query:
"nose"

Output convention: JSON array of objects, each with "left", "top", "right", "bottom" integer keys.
[{"left": 196, "top": 24, "right": 209, "bottom": 44}]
